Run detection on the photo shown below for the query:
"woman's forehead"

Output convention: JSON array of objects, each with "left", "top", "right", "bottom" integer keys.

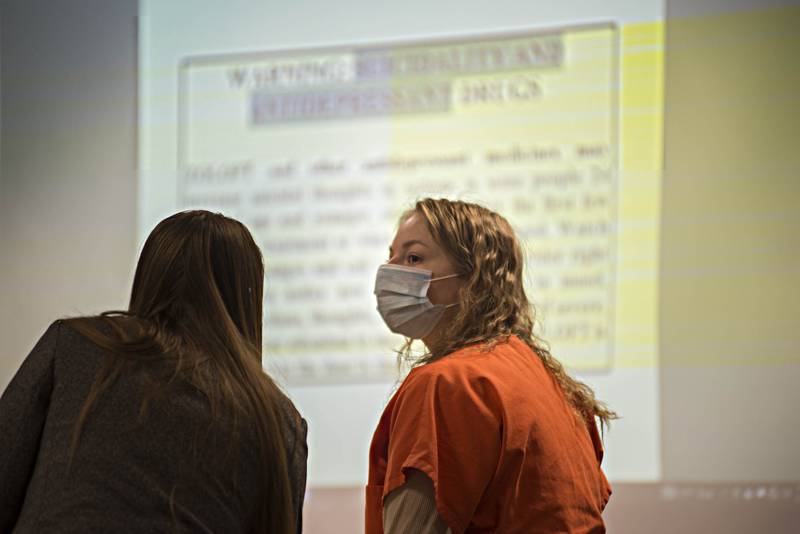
[{"left": 395, "top": 214, "right": 433, "bottom": 243}]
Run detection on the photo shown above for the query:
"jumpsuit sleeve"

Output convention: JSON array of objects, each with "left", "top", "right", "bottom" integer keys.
[{"left": 381, "top": 367, "right": 502, "bottom": 534}]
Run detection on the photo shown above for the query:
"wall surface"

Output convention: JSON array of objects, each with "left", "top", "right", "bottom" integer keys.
[{"left": 0, "top": 0, "right": 138, "bottom": 390}]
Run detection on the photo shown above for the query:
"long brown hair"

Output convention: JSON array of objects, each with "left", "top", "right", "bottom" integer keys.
[
  {"left": 65, "top": 210, "right": 295, "bottom": 533},
  {"left": 400, "top": 198, "right": 617, "bottom": 427}
]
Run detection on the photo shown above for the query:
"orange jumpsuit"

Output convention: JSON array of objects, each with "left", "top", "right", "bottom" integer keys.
[{"left": 366, "top": 336, "right": 611, "bottom": 533}]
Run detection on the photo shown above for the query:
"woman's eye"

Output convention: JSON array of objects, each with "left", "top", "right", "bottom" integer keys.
[{"left": 408, "top": 254, "right": 422, "bottom": 264}]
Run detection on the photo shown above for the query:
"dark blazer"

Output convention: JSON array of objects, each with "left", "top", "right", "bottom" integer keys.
[{"left": 0, "top": 320, "right": 307, "bottom": 533}]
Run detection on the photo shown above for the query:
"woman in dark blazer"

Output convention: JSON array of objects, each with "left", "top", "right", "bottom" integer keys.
[{"left": 0, "top": 210, "right": 307, "bottom": 533}]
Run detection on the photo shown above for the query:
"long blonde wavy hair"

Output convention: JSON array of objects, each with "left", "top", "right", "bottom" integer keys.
[{"left": 399, "top": 198, "right": 617, "bottom": 427}]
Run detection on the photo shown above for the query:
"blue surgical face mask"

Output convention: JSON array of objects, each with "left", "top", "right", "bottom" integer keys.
[{"left": 374, "top": 264, "right": 460, "bottom": 339}]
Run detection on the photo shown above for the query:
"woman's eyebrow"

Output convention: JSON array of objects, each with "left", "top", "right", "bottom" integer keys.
[
  {"left": 389, "top": 239, "right": 430, "bottom": 258},
  {"left": 401, "top": 239, "right": 429, "bottom": 249}
]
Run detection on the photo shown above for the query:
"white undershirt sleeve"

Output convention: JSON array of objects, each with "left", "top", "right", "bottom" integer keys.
[{"left": 383, "top": 469, "right": 452, "bottom": 534}]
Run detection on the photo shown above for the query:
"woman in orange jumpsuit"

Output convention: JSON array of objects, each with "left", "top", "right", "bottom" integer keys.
[{"left": 367, "top": 198, "right": 615, "bottom": 533}]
